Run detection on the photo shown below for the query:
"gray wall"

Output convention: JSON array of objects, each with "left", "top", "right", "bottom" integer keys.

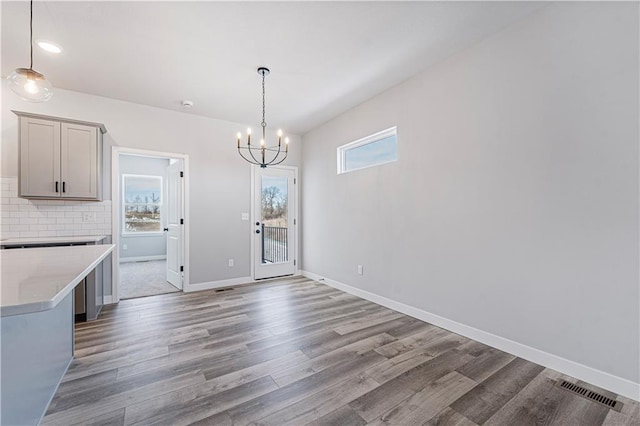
[
  {"left": 119, "top": 154, "right": 169, "bottom": 260},
  {"left": 1, "top": 83, "right": 302, "bottom": 288},
  {"left": 301, "top": 2, "right": 639, "bottom": 385}
]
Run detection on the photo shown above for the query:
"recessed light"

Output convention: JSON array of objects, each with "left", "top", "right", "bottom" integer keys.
[
  {"left": 181, "top": 100, "right": 194, "bottom": 108},
  {"left": 35, "top": 40, "right": 63, "bottom": 54}
]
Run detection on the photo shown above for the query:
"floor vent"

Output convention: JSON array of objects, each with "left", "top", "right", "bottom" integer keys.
[
  {"left": 215, "top": 288, "right": 234, "bottom": 293},
  {"left": 557, "top": 380, "right": 622, "bottom": 411}
]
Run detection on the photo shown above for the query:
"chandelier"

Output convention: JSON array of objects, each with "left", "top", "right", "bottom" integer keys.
[
  {"left": 7, "top": 0, "right": 53, "bottom": 102},
  {"left": 237, "top": 67, "right": 288, "bottom": 168}
]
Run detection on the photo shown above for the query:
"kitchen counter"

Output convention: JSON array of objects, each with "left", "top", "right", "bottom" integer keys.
[
  {"left": 1, "top": 243, "right": 115, "bottom": 425},
  {"left": 0, "top": 235, "right": 106, "bottom": 247},
  {"left": 0, "top": 244, "right": 114, "bottom": 317}
]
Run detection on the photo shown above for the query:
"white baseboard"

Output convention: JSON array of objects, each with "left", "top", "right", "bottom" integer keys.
[
  {"left": 103, "top": 295, "right": 115, "bottom": 305},
  {"left": 119, "top": 255, "right": 166, "bottom": 263},
  {"left": 186, "top": 276, "right": 254, "bottom": 292},
  {"left": 301, "top": 270, "right": 640, "bottom": 401}
]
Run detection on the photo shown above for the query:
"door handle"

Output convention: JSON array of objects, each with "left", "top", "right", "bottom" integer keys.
[
  {"left": 62, "top": 182, "right": 66, "bottom": 193},
  {"left": 55, "top": 181, "right": 59, "bottom": 193},
  {"left": 255, "top": 222, "right": 260, "bottom": 226},
  {"left": 255, "top": 229, "right": 260, "bottom": 234},
  {"left": 163, "top": 228, "right": 169, "bottom": 232}
]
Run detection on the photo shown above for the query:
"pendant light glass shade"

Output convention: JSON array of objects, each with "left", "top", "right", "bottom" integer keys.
[
  {"left": 7, "top": 67, "right": 53, "bottom": 102},
  {"left": 7, "top": 0, "right": 53, "bottom": 102}
]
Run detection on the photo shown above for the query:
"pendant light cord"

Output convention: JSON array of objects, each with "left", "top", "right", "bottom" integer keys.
[{"left": 29, "top": 0, "right": 33, "bottom": 70}]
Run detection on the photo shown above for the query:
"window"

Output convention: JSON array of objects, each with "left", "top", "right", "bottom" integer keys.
[
  {"left": 122, "top": 174, "right": 163, "bottom": 234},
  {"left": 337, "top": 126, "right": 397, "bottom": 174}
]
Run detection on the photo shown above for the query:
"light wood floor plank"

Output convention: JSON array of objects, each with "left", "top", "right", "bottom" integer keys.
[
  {"left": 368, "top": 371, "right": 477, "bottom": 426},
  {"left": 455, "top": 348, "right": 516, "bottom": 383},
  {"left": 224, "top": 350, "right": 387, "bottom": 426},
  {"left": 253, "top": 373, "right": 380, "bottom": 426},
  {"left": 426, "top": 407, "right": 478, "bottom": 426},
  {"left": 483, "top": 370, "right": 609, "bottom": 426},
  {"left": 43, "top": 371, "right": 206, "bottom": 425},
  {"left": 127, "top": 376, "right": 279, "bottom": 426},
  {"left": 349, "top": 349, "right": 475, "bottom": 423},
  {"left": 271, "top": 333, "right": 396, "bottom": 387},
  {"left": 450, "top": 357, "right": 545, "bottom": 424},
  {"left": 305, "top": 404, "right": 367, "bottom": 426},
  {"left": 41, "top": 277, "right": 636, "bottom": 426},
  {"left": 123, "top": 351, "right": 308, "bottom": 424}
]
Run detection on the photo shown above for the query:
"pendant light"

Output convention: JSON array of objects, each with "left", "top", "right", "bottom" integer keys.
[
  {"left": 7, "top": 0, "right": 53, "bottom": 102},
  {"left": 237, "top": 67, "right": 288, "bottom": 168}
]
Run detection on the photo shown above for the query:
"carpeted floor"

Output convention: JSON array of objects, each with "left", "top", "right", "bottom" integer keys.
[{"left": 119, "top": 260, "right": 180, "bottom": 299}]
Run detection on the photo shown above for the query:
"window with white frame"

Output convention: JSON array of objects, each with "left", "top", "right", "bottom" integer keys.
[
  {"left": 337, "top": 126, "right": 398, "bottom": 174},
  {"left": 122, "top": 174, "right": 163, "bottom": 234}
]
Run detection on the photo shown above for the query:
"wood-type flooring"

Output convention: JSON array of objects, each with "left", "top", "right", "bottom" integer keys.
[{"left": 42, "top": 276, "right": 639, "bottom": 425}]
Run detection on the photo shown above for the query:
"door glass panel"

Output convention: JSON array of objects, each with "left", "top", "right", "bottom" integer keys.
[{"left": 261, "top": 175, "right": 288, "bottom": 264}]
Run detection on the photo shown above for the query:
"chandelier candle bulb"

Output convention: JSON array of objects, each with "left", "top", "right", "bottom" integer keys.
[{"left": 237, "top": 132, "right": 241, "bottom": 148}]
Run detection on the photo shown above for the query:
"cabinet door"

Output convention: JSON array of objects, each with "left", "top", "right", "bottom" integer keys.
[
  {"left": 19, "top": 117, "right": 61, "bottom": 197},
  {"left": 60, "top": 123, "right": 98, "bottom": 199}
]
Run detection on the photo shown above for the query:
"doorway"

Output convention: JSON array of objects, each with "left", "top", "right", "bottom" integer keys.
[
  {"left": 112, "top": 148, "right": 189, "bottom": 301},
  {"left": 252, "top": 166, "right": 297, "bottom": 280}
]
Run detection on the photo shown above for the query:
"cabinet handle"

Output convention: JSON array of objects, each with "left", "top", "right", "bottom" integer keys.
[
  {"left": 55, "top": 181, "right": 59, "bottom": 193},
  {"left": 62, "top": 182, "right": 66, "bottom": 193}
]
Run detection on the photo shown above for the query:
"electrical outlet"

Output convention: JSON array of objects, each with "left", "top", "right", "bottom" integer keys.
[
  {"left": 82, "top": 212, "right": 96, "bottom": 223},
  {"left": 241, "top": 213, "right": 249, "bottom": 221},
  {"left": 228, "top": 259, "right": 234, "bottom": 267},
  {"left": 357, "top": 265, "right": 363, "bottom": 275},
  {"left": 122, "top": 244, "right": 128, "bottom": 250}
]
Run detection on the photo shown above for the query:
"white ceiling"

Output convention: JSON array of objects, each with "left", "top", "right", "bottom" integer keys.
[{"left": 2, "top": 1, "right": 545, "bottom": 134}]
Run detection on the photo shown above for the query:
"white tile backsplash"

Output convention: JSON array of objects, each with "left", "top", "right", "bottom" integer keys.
[{"left": 0, "top": 177, "right": 111, "bottom": 239}]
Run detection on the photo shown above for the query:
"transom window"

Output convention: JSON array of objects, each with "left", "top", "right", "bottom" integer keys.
[
  {"left": 122, "top": 174, "right": 163, "bottom": 234},
  {"left": 337, "top": 126, "right": 398, "bottom": 174}
]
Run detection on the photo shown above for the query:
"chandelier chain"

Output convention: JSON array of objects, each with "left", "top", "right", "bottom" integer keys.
[{"left": 261, "top": 72, "right": 267, "bottom": 129}]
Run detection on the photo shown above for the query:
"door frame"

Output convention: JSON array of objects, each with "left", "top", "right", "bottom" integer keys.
[
  {"left": 250, "top": 165, "right": 299, "bottom": 280},
  {"left": 111, "top": 147, "right": 190, "bottom": 302}
]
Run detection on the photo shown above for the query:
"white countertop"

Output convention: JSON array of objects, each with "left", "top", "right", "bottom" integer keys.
[
  {"left": 0, "top": 235, "right": 106, "bottom": 246},
  {"left": 0, "top": 244, "right": 115, "bottom": 317}
]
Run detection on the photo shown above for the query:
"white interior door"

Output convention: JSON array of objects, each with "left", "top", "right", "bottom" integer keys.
[
  {"left": 254, "top": 166, "right": 296, "bottom": 279},
  {"left": 166, "top": 160, "right": 183, "bottom": 289}
]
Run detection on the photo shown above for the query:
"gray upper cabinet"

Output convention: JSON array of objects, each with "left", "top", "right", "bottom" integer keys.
[{"left": 14, "top": 111, "right": 107, "bottom": 201}]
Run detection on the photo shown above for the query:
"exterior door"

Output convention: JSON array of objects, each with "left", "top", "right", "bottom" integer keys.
[
  {"left": 254, "top": 166, "right": 296, "bottom": 279},
  {"left": 166, "top": 160, "right": 183, "bottom": 289}
]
